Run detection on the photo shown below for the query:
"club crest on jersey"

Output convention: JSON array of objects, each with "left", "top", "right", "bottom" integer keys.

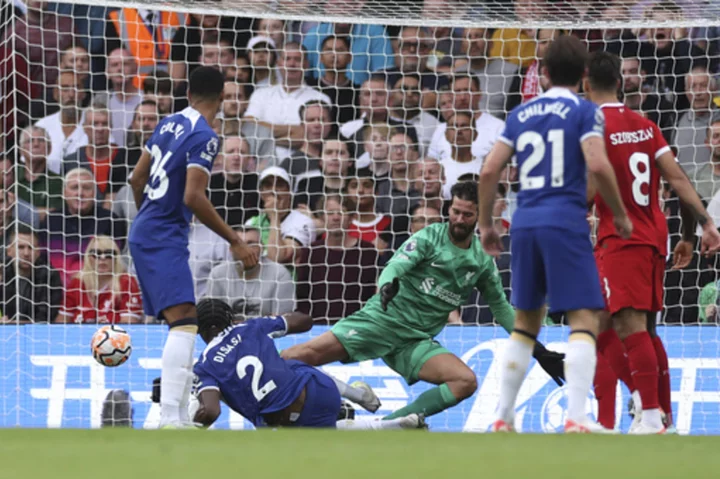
[
  {"left": 462, "top": 272, "right": 475, "bottom": 285},
  {"left": 206, "top": 138, "right": 219, "bottom": 156},
  {"left": 593, "top": 108, "right": 605, "bottom": 134},
  {"left": 405, "top": 241, "right": 417, "bottom": 252}
]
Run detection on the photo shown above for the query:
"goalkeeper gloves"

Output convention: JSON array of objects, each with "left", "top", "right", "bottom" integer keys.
[
  {"left": 380, "top": 278, "right": 400, "bottom": 311},
  {"left": 532, "top": 343, "right": 565, "bottom": 386}
]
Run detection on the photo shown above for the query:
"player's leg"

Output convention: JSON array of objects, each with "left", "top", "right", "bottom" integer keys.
[
  {"left": 337, "top": 414, "right": 426, "bottom": 430},
  {"left": 383, "top": 345, "right": 476, "bottom": 420},
  {"left": 648, "top": 314, "right": 674, "bottom": 429},
  {"left": 292, "top": 367, "right": 343, "bottom": 428},
  {"left": 281, "top": 330, "right": 350, "bottom": 366}
]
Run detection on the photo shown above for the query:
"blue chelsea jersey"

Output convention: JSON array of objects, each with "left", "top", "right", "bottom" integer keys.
[
  {"left": 193, "top": 317, "right": 311, "bottom": 426},
  {"left": 129, "top": 107, "right": 219, "bottom": 245},
  {"left": 500, "top": 87, "right": 604, "bottom": 233}
]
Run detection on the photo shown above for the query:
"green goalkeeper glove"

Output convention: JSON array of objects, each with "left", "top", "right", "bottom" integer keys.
[
  {"left": 380, "top": 278, "right": 400, "bottom": 311},
  {"left": 533, "top": 343, "right": 565, "bottom": 387}
]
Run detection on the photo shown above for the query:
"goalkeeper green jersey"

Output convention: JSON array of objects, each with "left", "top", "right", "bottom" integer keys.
[{"left": 367, "top": 222, "right": 515, "bottom": 337}]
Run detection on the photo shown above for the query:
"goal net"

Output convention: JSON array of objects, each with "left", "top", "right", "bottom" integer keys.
[{"left": 2, "top": 0, "right": 720, "bottom": 434}]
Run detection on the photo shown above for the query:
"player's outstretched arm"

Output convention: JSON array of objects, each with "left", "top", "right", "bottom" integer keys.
[
  {"left": 657, "top": 151, "right": 720, "bottom": 258},
  {"left": 581, "top": 136, "right": 632, "bottom": 239},
  {"left": 194, "top": 389, "right": 222, "bottom": 428},
  {"left": 283, "top": 312, "right": 313, "bottom": 335},
  {"left": 478, "top": 141, "right": 513, "bottom": 256},
  {"left": 185, "top": 168, "right": 259, "bottom": 269},
  {"left": 129, "top": 150, "right": 152, "bottom": 211}
]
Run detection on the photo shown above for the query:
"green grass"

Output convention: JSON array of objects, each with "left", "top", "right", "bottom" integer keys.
[{"left": 1, "top": 429, "right": 719, "bottom": 479}]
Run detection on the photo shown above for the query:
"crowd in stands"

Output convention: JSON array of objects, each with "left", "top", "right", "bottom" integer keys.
[{"left": 2, "top": 0, "right": 720, "bottom": 325}]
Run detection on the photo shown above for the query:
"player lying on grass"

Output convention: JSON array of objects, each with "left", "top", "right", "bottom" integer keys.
[
  {"left": 281, "top": 181, "right": 566, "bottom": 422},
  {"left": 584, "top": 52, "right": 720, "bottom": 434},
  {"left": 184, "top": 298, "right": 425, "bottom": 429}
]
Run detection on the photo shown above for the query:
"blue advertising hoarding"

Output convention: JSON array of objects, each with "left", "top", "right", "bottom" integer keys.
[{"left": 1, "top": 325, "right": 718, "bottom": 434}]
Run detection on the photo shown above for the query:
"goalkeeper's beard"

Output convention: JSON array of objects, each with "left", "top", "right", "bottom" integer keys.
[{"left": 449, "top": 222, "right": 474, "bottom": 242}]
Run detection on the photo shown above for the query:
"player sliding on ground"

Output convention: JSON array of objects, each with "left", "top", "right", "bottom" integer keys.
[
  {"left": 478, "top": 35, "right": 633, "bottom": 433},
  {"left": 189, "top": 299, "right": 424, "bottom": 430},
  {"left": 128, "top": 66, "right": 260, "bottom": 428},
  {"left": 584, "top": 52, "right": 720, "bottom": 434},
  {"left": 282, "top": 181, "right": 566, "bottom": 422}
]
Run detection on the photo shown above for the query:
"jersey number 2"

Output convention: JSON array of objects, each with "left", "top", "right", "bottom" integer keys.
[
  {"left": 518, "top": 129, "right": 564, "bottom": 190},
  {"left": 236, "top": 355, "right": 277, "bottom": 401},
  {"left": 146, "top": 145, "right": 172, "bottom": 200}
]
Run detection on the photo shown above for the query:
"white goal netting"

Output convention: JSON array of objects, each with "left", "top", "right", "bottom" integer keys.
[{"left": 2, "top": 0, "right": 720, "bottom": 434}]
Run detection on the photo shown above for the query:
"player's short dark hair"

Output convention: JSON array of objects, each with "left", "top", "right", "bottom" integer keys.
[
  {"left": 543, "top": 35, "right": 589, "bottom": 88},
  {"left": 197, "top": 298, "right": 234, "bottom": 338},
  {"left": 587, "top": 51, "right": 622, "bottom": 93},
  {"left": 450, "top": 180, "right": 478, "bottom": 205},
  {"left": 188, "top": 66, "right": 225, "bottom": 102}
]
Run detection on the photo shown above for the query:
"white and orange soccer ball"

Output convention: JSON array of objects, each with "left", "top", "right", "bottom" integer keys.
[{"left": 91, "top": 325, "right": 132, "bottom": 367}]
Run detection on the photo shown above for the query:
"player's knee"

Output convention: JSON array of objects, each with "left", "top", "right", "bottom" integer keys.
[
  {"left": 613, "top": 309, "right": 646, "bottom": 339},
  {"left": 453, "top": 371, "right": 478, "bottom": 400}
]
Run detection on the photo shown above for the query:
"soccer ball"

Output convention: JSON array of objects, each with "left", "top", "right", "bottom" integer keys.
[{"left": 91, "top": 325, "right": 132, "bottom": 367}]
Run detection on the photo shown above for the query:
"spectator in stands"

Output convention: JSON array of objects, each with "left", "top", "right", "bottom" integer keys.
[
  {"left": 58, "top": 45, "right": 94, "bottom": 103},
  {"left": 675, "top": 65, "right": 715, "bottom": 176},
  {"left": 118, "top": 99, "right": 160, "bottom": 179},
  {"left": 296, "top": 195, "right": 378, "bottom": 323},
  {"left": 508, "top": 28, "right": 558, "bottom": 110},
  {"left": 295, "top": 136, "right": 353, "bottom": 214},
  {"left": 489, "top": 0, "right": 537, "bottom": 68},
  {"left": 428, "top": 74, "right": 505, "bottom": 181},
  {"left": 312, "top": 35, "right": 358, "bottom": 125},
  {"left": 440, "top": 111, "right": 485, "bottom": 197},
  {"left": 345, "top": 167, "right": 391, "bottom": 249},
  {"left": 62, "top": 106, "right": 126, "bottom": 203},
  {"left": 245, "top": 167, "right": 316, "bottom": 266},
  {"left": 455, "top": 27, "right": 519, "bottom": 119},
  {"left": 232, "top": 52, "right": 252, "bottom": 84},
  {"left": 414, "top": 157, "right": 449, "bottom": 217},
  {"left": 244, "top": 42, "right": 332, "bottom": 163},
  {"left": 199, "top": 36, "right": 237, "bottom": 77},
  {"left": 219, "top": 80, "right": 251, "bottom": 133},
  {"left": 597, "top": 3, "right": 639, "bottom": 55},
  {"left": 621, "top": 55, "right": 675, "bottom": 142},
  {"left": 376, "top": 130, "right": 421, "bottom": 233},
  {"left": 437, "top": 86, "right": 454, "bottom": 123},
  {"left": 188, "top": 217, "right": 233, "bottom": 298},
  {"left": 357, "top": 123, "right": 391, "bottom": 176},
  {"left": 43, "top": 168, "right": 126, "bottom": 285},
  {"left": 246, "top": 36, "right": 280, "bottom": 87},
  {"left": 106, "top": 48, "right": 143, "bottom": 147},
  {"left": 16, "top": 125, "right": 63, "bottom": 215},
  {"left": 209, "top": 135, "right": 259, "bottom": 228},
  {"left": 0, "top": 225, "right": 62, "bottom": 324},
  {"left": 142, "top": 73, "right": 174, "bottom": 116},
  {"left": 35, "top": 71, "right": 89, "bottom": 174},
  {"left": 280, "top": 101, "right": 333, "bottom": 187},
  {"left": 0, "top": 155, "right": 39, "bottom": 231},
  {"left": 303, "top": 2, "right": 394, "bottom": 86},
  {"left": 388, "top": 73, "right": 440, "bottom": 154},
  {"left": 57, "top": 235, "right": 143, "bottom": 324},
  {"left": 385, "top": 202, "right": 444, "bottom": 255},
  {"left": 2, "top": 0, "right": 75, "bottom": 103},
  {"left": 257, "top": 18, "right": 287, "bottom": 48},
  {"left": 694, "top": 116, "right": 720, "bottom": 201},
  {"left": 206, "top": 226, "right": 295, "bottom": 320}
]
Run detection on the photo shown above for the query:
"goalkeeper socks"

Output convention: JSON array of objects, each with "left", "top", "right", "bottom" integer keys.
[
  {"left": 565, "top": 332, "right": 597, "bottom": 423},
  {"left": 594, "top": 352, "right": 617, "bottom": 429},
  {"left": 597, "top": 329, "right": 635, "bottom": 391},
  {"left": 160, "top": 329, "right": 196, "bottom": 427},
  {"left": 623, "top": 332, "right": 660, "bottom": 413},
  {"left": 494, "top": 331, "right": 534, "bottom": 422},
  {"left": 652, "top": 335, "right": 673, "bottom": 425},
  {"left": 383, "top": 383, "right": 458, "bottom": 420}
]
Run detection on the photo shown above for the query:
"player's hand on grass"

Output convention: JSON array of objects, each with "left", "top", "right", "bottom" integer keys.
[
  {"left": 380, "top": 278, "right": 400, "bottom": 311},
  {"left": 532, "top": 343, "right": 565, "bottom": 387},
  {"left": 231, "top": 237, "right": 259, "bottom": 270},
  {"left": 613, "top": 215, "right": 633, "bottom": 239},
  {"left": 700, "top": 224, "right": 720, "bottom": 258},
  {"left": 479, "top": 226, "right": 503, "bottom": 257},
  {"left": 672, "top": 239, "right": 694, "bottom": 270}
]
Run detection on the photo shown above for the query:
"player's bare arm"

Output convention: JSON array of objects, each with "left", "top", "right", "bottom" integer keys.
[
  {"left": 478, "top": 141, "right": 513, "bottom": 256},
  {"left": 581, "top": 136, "right": 633, "bottom": 238},
  {"left": 185, "top": 168, "right": 259, "bottom": 269},
  {"left": 283, "top": 312, "right": 313, "bottom": 334},
  {"left": 129, "top": 150, "right": 152, "bottom": 211},
  {"left": 657, "top": 150, "right": 720, "bottom": 257},
  {"left": 194, "top": 389, "right": 222, "bottom": 427}
]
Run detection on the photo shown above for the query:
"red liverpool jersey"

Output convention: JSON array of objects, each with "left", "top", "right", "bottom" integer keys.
[
  {"left": 60, "top": 273, "right": 143, "bottom": 324},
  {"left": 594, "top": 103, "right": 671, "bottom": 255}
]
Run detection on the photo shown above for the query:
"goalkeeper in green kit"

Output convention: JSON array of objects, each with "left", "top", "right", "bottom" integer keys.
[{"left": 282, "top": 182, "right": 564, "bottom": 420}]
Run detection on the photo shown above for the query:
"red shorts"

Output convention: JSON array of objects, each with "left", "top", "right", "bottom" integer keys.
[{"left": 594, "top": 243, "right": 665, "bottom": 315}]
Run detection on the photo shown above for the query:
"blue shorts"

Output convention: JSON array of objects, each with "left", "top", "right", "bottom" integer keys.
[
  {"left": 292, "top": 364, "right": 341, "bottom": 428},
  {"left": 129, "top": 241, "right": 195, "bottom": 319},
  {"left": 511, "top": 227, "right": 604, "bottom": 314}
]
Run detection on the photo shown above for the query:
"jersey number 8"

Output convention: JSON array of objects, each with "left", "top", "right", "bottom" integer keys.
[
  {"left": 145, "top": 145, "right": 172, "bottom": 201},
  {"left": 517, "top": 130, "right": 565, "bottom": 190}
]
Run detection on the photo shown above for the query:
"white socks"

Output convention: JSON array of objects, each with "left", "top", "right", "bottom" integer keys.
[
  {"left": 336, "top": 417, "right": 409, "bottom": 430},
  {"left": 495, "top": 334, "right": 534, "bottom": 423},
  {"left": 329, "top": 376, "right": 366, "bottom": 403},
  {"left": 160, "top": 329, "right": 196, "bottom": 427},
  {"left": 642, "top": 408, "right": 664, "bottom": 429},
  {"left": 565, "top": 337, "right": 596, "bottom": 423}
]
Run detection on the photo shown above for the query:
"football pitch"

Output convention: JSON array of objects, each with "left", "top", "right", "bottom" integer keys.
[{"left": 2, "top": 428, "right": 717, "bottom": 479}]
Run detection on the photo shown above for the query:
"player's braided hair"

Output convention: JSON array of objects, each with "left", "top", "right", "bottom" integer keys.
[{"left": 197, "top": 298, "right": 234, "bottom": 337}]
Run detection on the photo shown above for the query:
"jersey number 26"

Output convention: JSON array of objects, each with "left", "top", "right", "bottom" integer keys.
[{"left": 145, "top": 145, "right": 172, "bottom": 201}]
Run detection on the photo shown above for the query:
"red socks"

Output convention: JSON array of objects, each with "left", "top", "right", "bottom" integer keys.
[
  {"left": 598, "top": 329, "right": 635, "bottom": 391},
  {"left": 652, "top": 335, "right": 673, "bottom": 425},
  {"left": 623, "top": 332, "right": 660, "bottom": 410},
  {"left": 594, "top": 351, "right": 617, "bottom": 429}
]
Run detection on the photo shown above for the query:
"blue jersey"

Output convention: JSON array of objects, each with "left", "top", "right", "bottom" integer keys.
[
  {"left": 193, "top": 317, "right": 312, "bottom": 426},
  {"left": 500, "top": 87, "right": 604, "bottom": 233},
  {"left": 129, "top": 107, "right": 219, "bottom": 246}
]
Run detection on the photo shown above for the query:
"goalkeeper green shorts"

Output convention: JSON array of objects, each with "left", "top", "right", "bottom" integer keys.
[{"left": 331, "top": 308, "right": 450, "bottom": 385}]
